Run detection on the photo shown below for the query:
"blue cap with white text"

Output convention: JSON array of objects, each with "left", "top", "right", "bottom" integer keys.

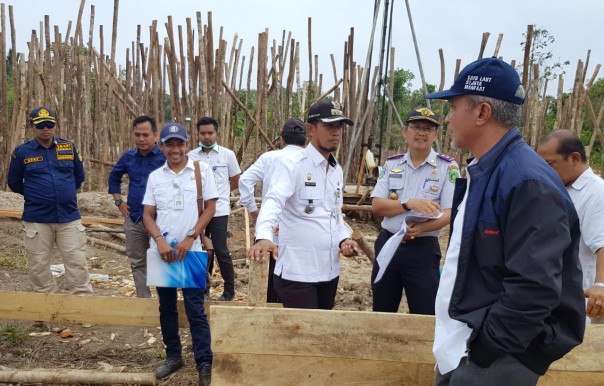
[
  {"left": 426, "top": 57, "right": 525, "bottom": 105},
  {"left": 160, "top": 123, "right": 188, "bottom": 142}
]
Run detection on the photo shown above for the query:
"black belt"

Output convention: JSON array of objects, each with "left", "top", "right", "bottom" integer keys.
[{"left": 381, "top": 230, "right": 437, "bottom": 245}]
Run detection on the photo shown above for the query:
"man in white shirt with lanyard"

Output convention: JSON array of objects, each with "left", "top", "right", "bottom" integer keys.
[
  {"left": 239, "top": 118, "right": 307, "bottom": 302},
  {"left": 188, "top": 117, "right": 241, "bottom": 301},
  {"left": 142, "top": 123, "right": 218, "bottom": 385},
  {"left": 538, "top": 129, "right": 604, "bottom": 322},
  {"left": 247, "top": 100, "right": 360, "bottom": 309}
]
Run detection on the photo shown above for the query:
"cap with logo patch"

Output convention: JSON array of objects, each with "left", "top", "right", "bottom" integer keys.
[
  {"left": 29, "top": 107, "right": 57, "bottom": 124},
  {"left": 426, "top": 57, "right": 525, "bottom": 105},
  {"left": 406, "top": 107, "right": 439, "bottom": 126},
  {"left": 160, "top": 123, "right": 188, "bottom": 142},
  {"left": 307, "top": 100, "right": 354, "bottom": 126}
]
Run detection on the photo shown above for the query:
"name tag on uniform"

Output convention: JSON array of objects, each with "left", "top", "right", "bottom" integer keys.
[
  {"left": 56, "top": 143, "right": 74, "bottom": 160},
  {"left": 300, "top": 186, "right": 320, "bottom": 200},
  {"left": 174, "top": 194, "right": 184, "bottom": 210},
  {"left": 24, "top": 156, "right": 43, "bottom": 164},
  {"left": 389, "top": 174, "right": 402, "bottom": 178}
]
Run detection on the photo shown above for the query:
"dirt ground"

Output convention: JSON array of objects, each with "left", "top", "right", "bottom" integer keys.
[{"left": 0, "top": 191, "right": 407, "bottom": 385}]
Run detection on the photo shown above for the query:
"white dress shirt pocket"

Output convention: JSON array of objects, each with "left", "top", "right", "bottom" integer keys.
[{"left": 153, "top": 184, "right": 172, "bottom": 210}]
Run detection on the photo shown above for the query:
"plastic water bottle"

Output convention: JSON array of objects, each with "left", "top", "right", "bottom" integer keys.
[
  {"left": 163, "top": 232, "right": 178, "bottom": 248},
  {"left": 90, "top": 273, "right": 110, "bottom": 282}
]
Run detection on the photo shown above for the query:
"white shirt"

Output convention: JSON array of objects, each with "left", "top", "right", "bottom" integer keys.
[
  {"left": 255, "top": 144, "right": 350, "bottom": 283},
  {"left": 238, "top": 145, "right": 305, "bottom": 213},
  {"left": 567, "top": 167, "right": 604, "bottom": 291},
  {"left": 371, "top": 149, "right": 457, "bottom": 235},
  {"left": 433, "top": 161, "right": 474, "bottom": 375},
  {"left": 142, "top": 158, "right": 219, "bottom": 250},
  {"left": 188, "top": 144, "right": 241, "bottom": 217}
]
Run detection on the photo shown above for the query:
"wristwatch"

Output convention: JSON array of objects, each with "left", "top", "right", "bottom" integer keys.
[
  {"left": 401, "top": 198, "right": 410, "bottom": 211},
  {"left": 114, "top": 199, "right": 123, "bottom": 206},
  {"left": 186, "top": 228, "right": 197, "bottom": 239}
]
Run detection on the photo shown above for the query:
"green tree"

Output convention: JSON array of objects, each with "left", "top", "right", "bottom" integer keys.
[{"left": 520, "top": 26, "right": 570, "bottom": 95}]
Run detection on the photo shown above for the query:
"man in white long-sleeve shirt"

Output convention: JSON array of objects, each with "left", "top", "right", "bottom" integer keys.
[
  {"left": 238, "top": 118, "right": 307, "bottom": 302},
  {"left": 247, "top": 101, "right": 360, "bottom": 309}
]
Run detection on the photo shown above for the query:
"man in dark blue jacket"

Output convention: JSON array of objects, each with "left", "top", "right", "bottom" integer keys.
[
  {"left": 426, "top": 58, "right": 585, "bottom": 385},
  {"left": 8, "top": 106, "right": 93, "bottom": 295},
  {"left": 108, "top": 115, "right": 166, "bottom": 298}
]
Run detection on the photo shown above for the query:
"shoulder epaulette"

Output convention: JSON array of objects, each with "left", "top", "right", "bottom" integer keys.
[
  {"left": 387, "top": 154, "right": 404, "bottom": 160},
  {"left": 437, "top": 153, "right": 455, "bottom": 162}
]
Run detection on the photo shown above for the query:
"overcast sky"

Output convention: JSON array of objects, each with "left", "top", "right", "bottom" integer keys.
[{"left": 3, "top": 0, "right": 603, "bottom": 93}]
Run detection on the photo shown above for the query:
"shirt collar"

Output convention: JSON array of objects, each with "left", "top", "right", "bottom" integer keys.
[
  {"left": 402, "top": 148, "right": 438, "bottom": 167},
  {"left": 137, "top": 143, "right": 162, "bottom": 156},
  {"left": 306, "top": 143, "right": 337, "bottom": 167},
  {"left": 197, "top": 144, "right": 220, "bottom": 154},
  {"left": 32, "top": 137, "right": 57, "bottom": 149},
  {"left": 570, "top": 167, "right": 594, "bottom": 191},
  {"left": 160, "top": 158, "right": 196, "bottom": 174}
]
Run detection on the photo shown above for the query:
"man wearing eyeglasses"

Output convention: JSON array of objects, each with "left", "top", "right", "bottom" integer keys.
[
  {"left": 8, "top": 106, "right": 93, "bottom": 295},
  {"left": 370, "top": 108, "right": 458, "bottom": 314}
]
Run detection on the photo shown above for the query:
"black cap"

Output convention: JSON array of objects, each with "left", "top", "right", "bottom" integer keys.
[
  {"left": 281, "top": 118, "right": 306, "bottom": 133},
  {"left": 307, "top": 100, "right": 353, "bottom": 126}
]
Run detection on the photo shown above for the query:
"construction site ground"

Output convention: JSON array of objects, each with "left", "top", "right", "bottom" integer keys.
[{"left": 0, "top": 191, "right": 451, "bottom": 385}]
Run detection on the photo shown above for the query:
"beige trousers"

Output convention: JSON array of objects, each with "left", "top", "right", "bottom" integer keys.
[{"left": 23, "top": 220, "right": 93, "bottom": 295}]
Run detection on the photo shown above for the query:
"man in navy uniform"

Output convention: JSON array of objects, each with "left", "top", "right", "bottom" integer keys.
[
  {"left": 8, "top": 106, "right": 93, "bottom": 295},
  {"left": 371, "top": 108, "right": 458, "bottom": 314}
]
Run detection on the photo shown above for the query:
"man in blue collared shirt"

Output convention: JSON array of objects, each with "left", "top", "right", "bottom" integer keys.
[
  {"left": 8, "top": 106, "right": 92, "bottom": 295},
  {"left": 108, "top": 115, "right": 166, "bottom": 298}
]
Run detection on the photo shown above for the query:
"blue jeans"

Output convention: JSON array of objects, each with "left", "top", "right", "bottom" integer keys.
[{"left": 156, "top": 287, "right": 212, "bottom": 369}]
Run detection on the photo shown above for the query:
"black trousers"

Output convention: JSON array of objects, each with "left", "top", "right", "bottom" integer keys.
[
  {"left": 371, "top": 230, "right": 441, "bottom": 314},
  {"left": 267, "top": 254, "right": 279, "bottom": 303},
  {"left": 273, "top": 274, "right": 339, "bottom": 309},
  {"left": 205, "top": 215, "right": 235, "bottom": 294}
]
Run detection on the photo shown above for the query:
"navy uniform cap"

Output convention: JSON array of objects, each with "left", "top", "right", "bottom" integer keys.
[
  {"left": 426, "top": 57, "right": 525, "bottom": 105},
  {"left": 406, "top": 108, "right": 439, "bottom": 126},
  {"left": 160, "top": 123, "right": 188, "bottom": 142},
  {"left": 29, "top": 107, "right": 57, "bottom": 124}
]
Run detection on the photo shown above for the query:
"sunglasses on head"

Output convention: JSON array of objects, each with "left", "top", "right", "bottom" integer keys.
[{"left": 34, "top": 121, "right": 56, "bottom": 129}]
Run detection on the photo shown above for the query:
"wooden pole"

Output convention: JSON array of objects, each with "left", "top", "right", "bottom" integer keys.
[
  {"left": 0, "top": 369, "right": 156, "bottom": 385},
  {"left": 352, "top": 229, "right": 375, "bottom": 263}
]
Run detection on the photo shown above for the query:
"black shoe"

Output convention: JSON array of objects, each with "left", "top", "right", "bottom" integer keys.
[
  {"left": 154, "top": 357, "right": 183, "bottom": 379},
  {"left": 217, "top": 292, "right": 234, "bottom": 301},
  {"left": 199, "top": 363, "right": 212, "bottom": 386}
]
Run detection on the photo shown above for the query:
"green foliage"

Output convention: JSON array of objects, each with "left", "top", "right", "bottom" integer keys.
[
  {"left": 0, "top": 323, "right": 30, "bottom": 347},
  {"left": 520, "top": 26, "right": 570, "bottom": 93}
]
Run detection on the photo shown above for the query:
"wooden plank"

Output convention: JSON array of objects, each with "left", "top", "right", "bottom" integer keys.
[
  {"left": 210, "top": 306, "right": 435, "bottom": 363},
  {"left": 213, "top": 354, "right": 435, "bottom": 386},
  {"left": 210, "top": 306, "right": 604, "bottom": 385},
  {"left": 539, "top": 371, "right": 604, "bottom": 386},
  {"left": 548, "top": 323, "right": 604, "bottom": 372},
  {"left": 0, "top": 291, "right": 256, "bottom": 328},
  {"left": 0, "top": 210, "right": 124, "bottom": 226},
  {"left": 247, "top": 259, "right": 268, "bottom": 307}
]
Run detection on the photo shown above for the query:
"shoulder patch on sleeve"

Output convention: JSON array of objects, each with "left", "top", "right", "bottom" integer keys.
[
  {"left": 387, "top": 154, "right": 404, "bottom": 161},
  {"left": 437, "top": 153, "right": 455, "bottom": 162}
]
